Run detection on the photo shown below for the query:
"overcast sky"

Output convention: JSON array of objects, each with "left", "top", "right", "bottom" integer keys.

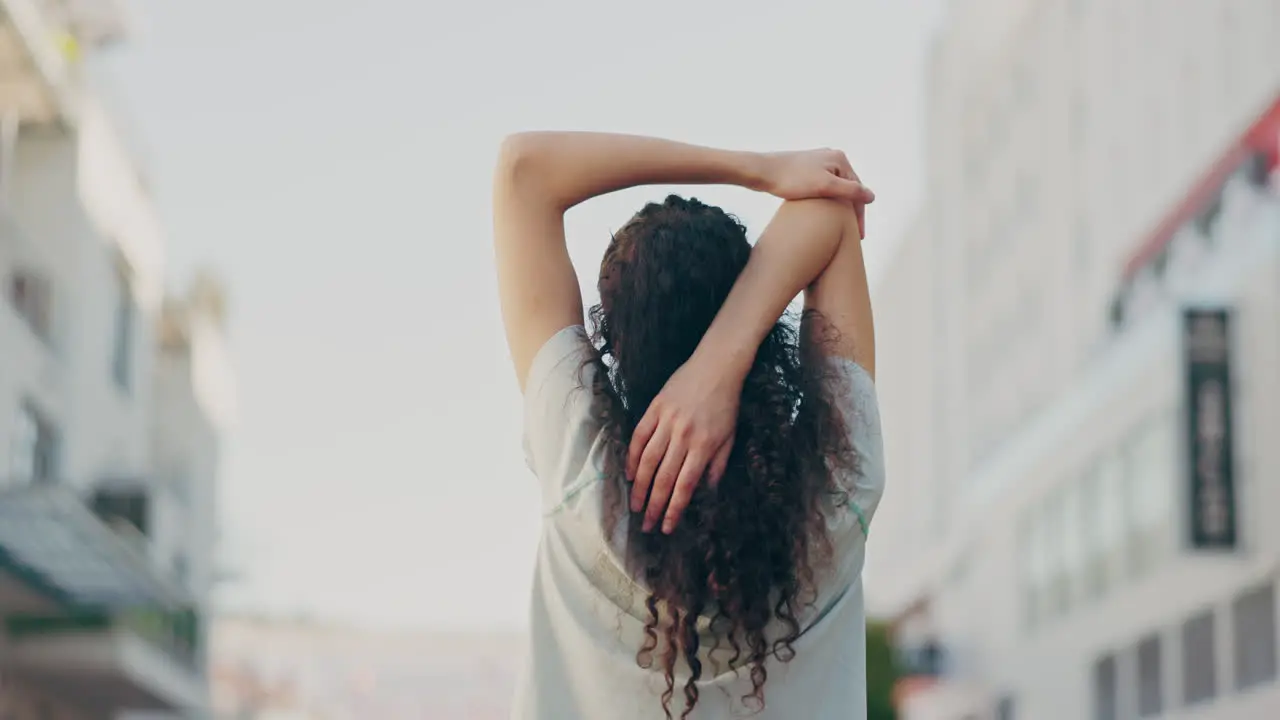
[{"left": 105, "top": 0, "right": 946, "bottom": 631}]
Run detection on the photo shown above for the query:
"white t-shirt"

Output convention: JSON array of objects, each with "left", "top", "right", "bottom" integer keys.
[{"left": 512, "top": 326, "right": 886, "bottom": 720}]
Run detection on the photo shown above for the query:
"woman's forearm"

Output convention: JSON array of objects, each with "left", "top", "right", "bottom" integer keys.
[
  {"left": 692, "top": 200, "right": 853, "bottom": 380},
  {"left": 496, "top": 132, "right": 768, "bottom": 211}
]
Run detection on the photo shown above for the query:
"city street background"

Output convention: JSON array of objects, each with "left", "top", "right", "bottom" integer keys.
[
  {"left": 107, "top": 0, "right": 945, "bottom": 631},
  {"left": 3, "top": 0, "right": 1280, "bottom": 718}
]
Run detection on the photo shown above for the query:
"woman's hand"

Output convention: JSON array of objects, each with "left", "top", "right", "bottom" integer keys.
[
  {"left": 627, "top": 147, "right": 873, "bottom": 534},
  {"left": 759, "top": 148, "right": 872, "bottom": 236},
  {"left": 627, "top": 350, "right": 744, "bottom": 535}
]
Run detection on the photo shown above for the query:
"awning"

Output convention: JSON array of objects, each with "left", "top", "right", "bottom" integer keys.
[
  {"left": 4, "top": 610, "right": 206, "bottom": 712},
  {"left": 0, "top": 484, "right": 187, "bottom": 608}
]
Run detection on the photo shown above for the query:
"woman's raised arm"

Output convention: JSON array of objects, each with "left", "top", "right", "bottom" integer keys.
[
  {"left": 495, "top": 133, "right": 763, "bottom": 390},
  {"left": 491, "top": 133, "right": 873, "bottom": 390}
]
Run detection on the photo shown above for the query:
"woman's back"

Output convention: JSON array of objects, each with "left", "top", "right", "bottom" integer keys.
[
  {"left": 512, "top": 326, "right": 885, "bottom": 720},
  {"left": 490, "top": 133, "right": 881, "bottom": 719}
]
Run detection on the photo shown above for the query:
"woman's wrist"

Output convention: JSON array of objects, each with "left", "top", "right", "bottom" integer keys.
[
  {"left": 688, "top": 200, "right": 851, "bottom": 384},
  {"left": 691, "top": 292, "right": 776, "bottom": 384},
  {"left": 730, "top": 151, "right": 771, "bottom": 194}
]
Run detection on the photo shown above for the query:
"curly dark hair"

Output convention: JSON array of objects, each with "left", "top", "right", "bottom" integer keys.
[{"left": 584, "top": 195, "right": 858, "bottom": 719}]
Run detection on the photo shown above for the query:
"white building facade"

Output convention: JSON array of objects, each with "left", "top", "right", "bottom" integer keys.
[
  {"left": 870, "top": 0, "right": 1280, "bottom": 718},
  {"left": 0, "top": 1, "right": 232, "bottom": 718}
]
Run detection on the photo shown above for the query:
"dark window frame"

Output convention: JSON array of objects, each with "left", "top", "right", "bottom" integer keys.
[
  {"left": 1136, "top": 633, "right": 1163, "bottom": 716},
  {"left": 1182, "top": 610, "right": 1218, "bottom": 706},
  {"left": 1232, "top": 582, "right": 1278, "bottom": 691},
  {"left": 11, "top": 401, "right": 60, "bottom": 484},
  {"left": 1094, "top": 653, "right": 1118, "bottom": 720}
]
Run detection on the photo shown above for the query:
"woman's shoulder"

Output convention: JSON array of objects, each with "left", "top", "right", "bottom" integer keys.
[
  {"left": 522, "top": 325, "right": 614, "bottom": 516},
  {"left": 824, "top": 354, "right": 886, "bottom": 537},
  {"left": 826, "top": 356, "right": 880, "bottom": 432}
]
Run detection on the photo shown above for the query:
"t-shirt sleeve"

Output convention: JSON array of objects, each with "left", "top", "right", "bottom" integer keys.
[
  {"left": 522, "top": 325, "right": 608, "bottom": 515},
  {"left": 828, "top": 357, "right": 887, "bottom": 539}
]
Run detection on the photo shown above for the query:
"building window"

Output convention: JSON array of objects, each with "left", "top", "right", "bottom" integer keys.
[
  {"left": 1080, "top": 466, "right": 1107, "bottom": 599},
  {"left": 1094, "top": 654, "right": 1118, "bottom": 720},
  {"left": 112, "top": 264, "right": 135, "bottom": 391},
  {"left": 90, "top": 487, "right": 150, "bottom": 537},
  {"left": 1043, "top": 492, "right": 1068, "bottom": 617},
  {"left": 1232, "top": 583, "right": 1277, "bottom": 691},
  {"left": 9, "top": 402, "right": 59, "bottom": 483},
  {"left": 1019, "top": 519, "right": 1036, "bottom": 629},
  {"left": 8, "top": 269, "right": 53, "bottom": 342},
  {"left": 1183, "top": 610, "right": 1218, "bottom": 705},
  {"left": 1097, "top": 453, "right": 1129, "bottom": 589},
  {"left": 1137, "top": 634, "right": 1164, "bottom": 716},
  {"left": 1126, "top": 416, "right": 1175, "bottom": 576},
  {"left": 1026, "top": 510, "right": 1050, "bottom": 627},
  {"left": 1108, "top": 292, "right": 1126, "bottom": 331},
  {"left": 1061, "top": 483, "right": 1086, "bottom": 606}
]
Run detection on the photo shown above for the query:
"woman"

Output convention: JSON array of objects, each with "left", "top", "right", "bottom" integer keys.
[{"left": 493, "top": 132, "right": 885, "bottom": 720}]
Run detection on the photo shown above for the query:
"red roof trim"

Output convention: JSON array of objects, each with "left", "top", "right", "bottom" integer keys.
[{"left": 1122, "top": 96, "right": 1280, "bottom": 280}]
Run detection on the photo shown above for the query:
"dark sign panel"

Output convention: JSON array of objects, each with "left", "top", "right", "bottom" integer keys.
[{"left": 1183, "top": 308, "right": 1236, "bottom": 550}]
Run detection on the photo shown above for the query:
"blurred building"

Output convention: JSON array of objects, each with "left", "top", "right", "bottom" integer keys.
[
  {"left": 870, "top": 1, "right": 1280, "bottom": 719},
  {"left": 210, "top": 616, "right": 524, "bottom": 719},
  {"left": 0, "top": 1, "right": 233, "bottom": 718}
]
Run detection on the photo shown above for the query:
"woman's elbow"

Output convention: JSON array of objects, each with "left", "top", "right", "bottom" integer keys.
[{"left": 496, "top": 133, "right": 550, "bottom": 185}]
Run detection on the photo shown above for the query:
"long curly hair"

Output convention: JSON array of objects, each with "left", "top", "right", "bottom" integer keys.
[{"left": 585, "top": 195, "right": 858, "bottom": 718}]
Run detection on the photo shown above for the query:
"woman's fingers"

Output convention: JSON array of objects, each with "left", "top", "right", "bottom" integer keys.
[
  {"left": 630, "top": 424, "right": 670, "bottom": 513},
  {"left": 629, "top": 402, "right": 740, "bottom": 532},
  {"left": 643, "top": 440, "right": 688, "bottom": 532},
  {"left": 827, "top": 176, "right": 871, "bottom": 203},
  {"left": 829, "top": 161, "right": 870, "bottom": 237},
  {"left": 661, "top": 446, "right": 712, "bottom": 534},
  {"left": 829, "top": 155, "right": 875, "bottom": 217},
  {"left": 627, "top": 410, "right": 659, "bottom": 481},
  {"left": 708, "top": 441, "right": 732, "bottom": 489}
]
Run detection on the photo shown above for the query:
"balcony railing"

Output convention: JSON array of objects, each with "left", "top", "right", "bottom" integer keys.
[
  {"left": 5, "top": 606, "right": 201, "bottom": 669},
  {"left": 0, "top": 482, "right": 188, "bottom": 607}
]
